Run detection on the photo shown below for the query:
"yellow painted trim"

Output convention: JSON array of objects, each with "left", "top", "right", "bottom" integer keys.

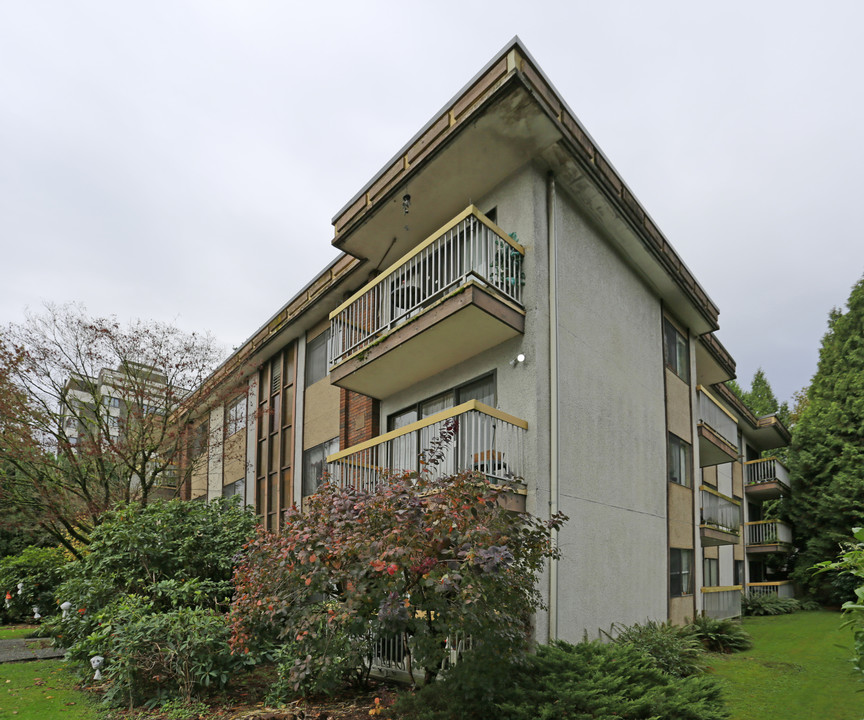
[
  {"left": 744, "top": 457, "right": 780, "bottom": 465},
  {"left": 329, "top": 206, "right": 524, "bottom": 319},
  {"left": 744, "top": 520, "right": 785, "bottom": 526},
  {"left": 748, "top": 581, "right": 792, "bottom": 587},
  {"left": 327, "top": 400, "right": 528, "bottom": 463},
  {"left": 701, "top": 585, "right": 743, "bottom": 593},
  {"left": 699, "top": 484, "right": 741, "bottom": 506},
  {"left": 696, "top": 385, "right": 739, "bottom": 425}
]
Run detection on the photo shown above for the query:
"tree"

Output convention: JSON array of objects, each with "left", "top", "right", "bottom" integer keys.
[
  {"left": 0, "top": 304, "right": 231, "bottom": 556},
  {"left": 727, "top": 368, "right": 790, "bottom": 425},
  {"left": 229, "top": 471, "right": 566, "bottom": 696},
  {"left": 788, "top": 276, "right": 864, "bottom": 603}
]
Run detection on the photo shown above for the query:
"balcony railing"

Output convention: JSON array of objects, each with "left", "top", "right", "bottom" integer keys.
[
  {"left": 696, "top": 387, "right": 738, "bottom": 448},
  {"left": 745, "top": 457, "right": 790, "bottom": 487},
  {"left": 700, "top": 487, "right": 741, "bottom": 534},
  {"left": 326, "top": 400, "right": 527, "bottom": 493},
  {"left": 702, "top": 586, "right": 742, "bottom": 619},
  {"left": 746, "top": 520, "right": 792, "bottom": 546},
  {"left": 748, "top": 581, "right": 794, "bottom": 598},
  {"left": 329, "top": 206, "right": 525, "bottom": 369}
]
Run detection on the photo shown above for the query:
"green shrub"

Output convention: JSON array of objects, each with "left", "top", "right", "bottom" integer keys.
[
  {"left": 0, "top": 545, "right": 68, "bottom": 623},
  {"left": 608, "top": 619, "right": 706, "bottom": 676},
  {"left": 687, "top": 615, "right": 753, "bottom": 653},
  {"left": 47, "top": 497, "right": 257, "bottom": 707},
  {"left": 67, "top": 595, "right": 251, "bottom": 707},
  {"left": 741, "top": 593, "right": 801, "bottom": 616},
  {"left": 231, "top": 473, "right": 565, "bottom": 696},
  {"left": 395, "top": 640, "right": 729, "bottom": 720}
]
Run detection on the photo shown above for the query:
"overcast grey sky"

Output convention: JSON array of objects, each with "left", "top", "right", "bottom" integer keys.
[{"left": 2, "top": 1, "right": 862, "bottom": 404}]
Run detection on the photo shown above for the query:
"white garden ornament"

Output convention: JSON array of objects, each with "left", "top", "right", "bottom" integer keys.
[{"left": 90, "top": 655, "right": 104, "bottom": 681}]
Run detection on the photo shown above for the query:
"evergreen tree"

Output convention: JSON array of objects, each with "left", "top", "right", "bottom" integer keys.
[{"left": 787, "top": 276, "right": 864, "bottom": 603}]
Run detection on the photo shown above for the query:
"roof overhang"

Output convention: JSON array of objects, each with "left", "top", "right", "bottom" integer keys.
[{"left": 331, "top": 38, "right": 720, "bottom": 336}]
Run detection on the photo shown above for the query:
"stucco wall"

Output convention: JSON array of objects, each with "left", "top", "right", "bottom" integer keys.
[{"left": 551, "top": 184, "right": 668, "bottom": 639}]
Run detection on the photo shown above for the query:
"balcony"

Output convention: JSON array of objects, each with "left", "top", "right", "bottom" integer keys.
[
  {"left": 328, "top": 206, "right": 525, "bottom": 399},
  {"left": 326, "top": 400, "right": 527, "bottom": 507},
  {"left": 745, "top": 458, "right": 790, "bottom": 500},
  {"left": 699, "top": 486, "right": 741, "bottom": 546},
  {"left": 748, "top": 581, "right": 794, "bottom": 599},
  {"left": 696, "top": 386, "right": 738, "bottom": 466},
  {"left": 701, "top": 586, "right": 742, "bottom": 620},
  {"left": 745, "top": 520, "right": 792, "bottom": 554}
]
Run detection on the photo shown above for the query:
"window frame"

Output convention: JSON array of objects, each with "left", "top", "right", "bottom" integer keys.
[
  {"left": 663, "top": 318, "right": 690, "bottom": 383},
  {"left": 305, "top": 330, "right": 330, "bottom": 387},
  {"left": 301, "top": 437, "right": 339, "bottom": 498},
  {"left": 670, "top": 548, "right": 693, "bottom": 597},
  {"left": 667, "top": 433, "right": 692, "bottom": 487},
  {"left": 225, "top": 395, "right": 247, "bottom": 437},
  {"left": 703, "top": 557, "right": 719, "bottom": 587}
]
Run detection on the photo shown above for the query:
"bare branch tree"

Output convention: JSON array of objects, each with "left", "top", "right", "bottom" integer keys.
[{"left": 0, "top": 303, "right": 236, "bottom": 556}]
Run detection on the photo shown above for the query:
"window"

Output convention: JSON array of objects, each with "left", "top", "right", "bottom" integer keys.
[
  {"left": 226, "top": 395, "right": 247, "bottom": 437},
  {"left": 190, "top": 420, "right": 208, "bottom": 460},
  {"left": 102, "top": 396, "right": 120, "bottom": 409},
  {"left": 703, "top": 558, "right": 719, "bottom": 587},
  {"left": 733, "top": 560, "right": 745, "bottom": 586},
  {"left": 305, "top": 330, "right": 329, "bottom": 387},
  {"left": 663, "top": 319, "right": 689, "bottom": 382},
  {"left": 107, "top": 416, "right": 120, "bottom": 430},
  {"left": 668, "top": 433, "right": 691, "bottom": 487},
  {"left": 670, "top": 548, "right": 693, "bottom": 597},
  {"left": 302, "top": 437, "right": 339, "bottom": 497},
  {"left": 223, "top": 478, "right": 245, "bottom": 500}
]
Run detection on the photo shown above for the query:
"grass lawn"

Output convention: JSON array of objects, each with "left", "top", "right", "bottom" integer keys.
[
  {"left": 0, "top": 660, "right": 95, "bottom": 719},
  {"left": 0, "top": 626, "right": 38, "bottom": 640},
  {"left": 709, "top": 610, "right": 863, "bottom": 720}
]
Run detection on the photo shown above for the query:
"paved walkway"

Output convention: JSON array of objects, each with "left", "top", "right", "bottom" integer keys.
[{"left": 0, "top": 637, "right": 64, "bottom": 663}]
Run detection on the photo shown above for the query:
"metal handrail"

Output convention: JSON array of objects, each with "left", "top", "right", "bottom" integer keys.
[{"left": 329, "top": 206, "right": 524, "bottom": 369}]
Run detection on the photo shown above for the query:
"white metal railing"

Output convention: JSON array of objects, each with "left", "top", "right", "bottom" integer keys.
[
  {"left": 326, "top": 400, "right": 527, "bottom": 493},
  {"left": 368, "top": 632, "right": 470, "bottom": 679},
  {"left": 697, "top": 387, "right": 738, "bottom": 448},
  {"left": 746, "top": 520, "right": 792, "bottom": 546},
  {"left": 700, "top": 488, "right": 741, "bottom": 534},
  {"left": 745, "top": 458, "right": 790, "bottom": 487},
  {"left": 329, "top": 206, "right": 525, "bottom": 369},
  {"left": 702, "top": 587, "right": 742, "bottom": 619},
  {"left": 748, "top": 581, "right": 794, "bottom": 598}
]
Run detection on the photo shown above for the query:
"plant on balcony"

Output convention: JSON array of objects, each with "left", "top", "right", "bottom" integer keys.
[
  {"left": 487, "top": 234, "right": 525, "bottom": 291},
  {"left": 229, "top": 471, "right": 566, "bottom": 698}
]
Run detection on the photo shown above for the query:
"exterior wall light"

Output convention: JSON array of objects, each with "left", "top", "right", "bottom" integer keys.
[
  {"left": 402, "top": 194, "right": 411, "bottom": 214},
  {"left": 60, "top": 601, "right": 72, "bottom": 619},
  {"left": 510, "top": 353, "right": 526, "bottom": 367},
  {"left": 32, "top": 606, "right": 41, "bottom": 620}
]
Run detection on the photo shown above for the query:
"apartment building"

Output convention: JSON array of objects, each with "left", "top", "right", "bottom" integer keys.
[{"left": 184, "top": 38, "right": 791, "bottom": 640}]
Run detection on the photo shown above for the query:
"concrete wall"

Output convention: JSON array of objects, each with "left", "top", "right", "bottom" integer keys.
[
  {"left": 373, "top": 161, "right": 674, "bottom": 639},
  {"left": 551, "top": 181, "right": 668, "bottom": 639}
]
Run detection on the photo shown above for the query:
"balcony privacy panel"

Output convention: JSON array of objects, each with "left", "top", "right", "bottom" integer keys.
[
  {"left": 697, "top": 389, "right": 737, "bottom": 447},
  {"left": 702, "top": 589, "right": 741, "bottom": 620},
  {"left": 327, "top": 401, "right": 526, "bottom": 494},
  {"left": 330, "top": 208, "right": 524, "bottom": 369},
  {"left": 700, "top": 489, "right": 741, "bottom": 534}
]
